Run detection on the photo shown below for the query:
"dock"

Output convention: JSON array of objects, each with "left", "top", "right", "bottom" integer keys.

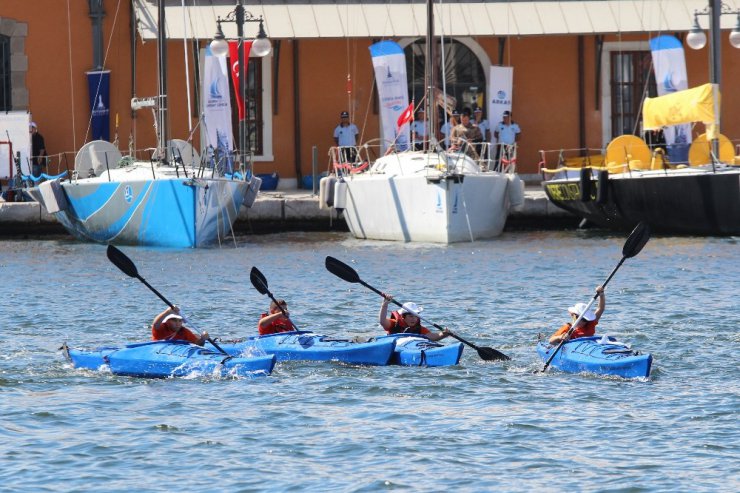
[{"left": 0, "top": 186, "right": 577, "bottom": 237}]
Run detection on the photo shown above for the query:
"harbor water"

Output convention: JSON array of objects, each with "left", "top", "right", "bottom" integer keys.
[{"left": 1, "top": 231, "right": 738, "bottom": 492}]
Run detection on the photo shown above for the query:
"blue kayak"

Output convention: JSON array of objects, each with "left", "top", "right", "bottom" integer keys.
[
  {"left": 212, "top": 331, "right": 395, "bottom": 366},
  {"left": 536, "top": 335, "right": 652, "bottom": 379},
  {"left": 63, "top": 340, "right": 276, "bottom": 378},
  {"left": 378, "top": 334, "right": 464, "bottom": 367}
]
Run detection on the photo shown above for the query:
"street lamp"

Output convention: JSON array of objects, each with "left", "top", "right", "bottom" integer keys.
[
  {"left": 210, "top": 1, "right": 271, "bottom": 170},
  {"left": 685, "top": 0, "right": 740, "bottom": 160}
]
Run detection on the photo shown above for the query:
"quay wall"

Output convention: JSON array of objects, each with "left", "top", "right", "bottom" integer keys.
[{"left": 0, "top": 188, "right": 577, "bottom": 237}]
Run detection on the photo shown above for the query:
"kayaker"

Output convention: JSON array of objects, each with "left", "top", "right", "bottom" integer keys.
[
  {"left": 548, "top": 286, "right": 606, "bottom": 345},
  {"left": 258, "top": 299, "right": 295, "bottom": 335},
  {"left": 379, "top": 294, "right": 451, "bottom": 341},
  {"left": 151, "top": 306, "right": 209, "bottom": 346}
]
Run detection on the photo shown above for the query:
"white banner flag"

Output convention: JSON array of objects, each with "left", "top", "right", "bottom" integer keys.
[
  {"left": 369, "top": 41, "right": 410, "bottom": 152},
  {"left": 201, "top": 45, "right": 235, "bottom": 173},
  {"left": 488, "top": 66, "right": 514, "bottom": 145},
  {"left": 650, "top": 35, "right": 691, "bottom": 160}
]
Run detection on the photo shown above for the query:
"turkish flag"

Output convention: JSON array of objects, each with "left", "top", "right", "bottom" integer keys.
[
  {"left": 228, "top": 40, "right": 253, "bottom": 119},
  {"left": 396, "top": 102, "right": 414, "bottom": 129}
]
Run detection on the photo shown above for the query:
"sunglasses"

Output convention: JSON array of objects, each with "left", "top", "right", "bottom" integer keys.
[{"left": 403, "top": 313, "right": 418, "bottom": 318}]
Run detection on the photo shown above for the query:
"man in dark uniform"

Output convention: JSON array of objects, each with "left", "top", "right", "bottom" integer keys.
[{"left": 30, "top": 122, "right": 47, "bottom": 178}]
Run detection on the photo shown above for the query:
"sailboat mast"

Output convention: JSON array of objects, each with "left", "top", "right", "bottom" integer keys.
[
  {"left": 157, "top": 0, "right": 168, "bottom": 162},
  {"left": 425, "top": 0, "right": 437, "bottom": 144}
]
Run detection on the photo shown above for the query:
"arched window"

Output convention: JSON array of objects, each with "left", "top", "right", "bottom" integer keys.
[
  {"left": 404, "top": 38, "right": 487, "bottom": 118},
  {"left": 0, "top": 35, "right": 10, "bottom": 111}
]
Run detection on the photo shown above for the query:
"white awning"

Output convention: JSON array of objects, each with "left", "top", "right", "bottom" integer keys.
[{"left": 134, "top": 1, "right": 740, "bottom": 40}]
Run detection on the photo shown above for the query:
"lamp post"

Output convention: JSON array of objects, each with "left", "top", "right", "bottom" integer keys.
[
  {"left": 210, "top": 1, "right": 271, "bottom": 171},
  {"left": 685, "top": 0, "right": 740, "bottom": 159}
]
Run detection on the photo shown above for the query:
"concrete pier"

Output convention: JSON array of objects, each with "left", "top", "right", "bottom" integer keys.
[{"left": 0, "top": 187, "right": 578, "bottom": 237}]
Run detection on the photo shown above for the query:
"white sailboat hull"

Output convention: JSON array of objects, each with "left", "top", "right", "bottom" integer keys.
[{"left": 342, "top": 170, "right": 510, "bottom": 243}]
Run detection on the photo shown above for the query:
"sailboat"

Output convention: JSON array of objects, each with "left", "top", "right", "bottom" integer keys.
[
  {"left": 29, "top": 1, "right": 256, "bottom": 248},
  {"left": 542, "top": 83, "right": 739, "bottom": 235},
  {"left": 324, "top": 0, "right": 522, "bottom": 243}
]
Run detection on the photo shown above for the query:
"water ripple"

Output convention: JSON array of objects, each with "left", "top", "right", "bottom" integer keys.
[{"left": 0, "top": 233, "right": 737, "bottom": 492}]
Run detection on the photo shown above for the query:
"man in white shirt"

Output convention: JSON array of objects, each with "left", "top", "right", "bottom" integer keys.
[
  {"left": 333, "top": 111, "right": 359, "bottom": 162},
  {"left": 411, "top": 108, "right": 428, "bottom": 150},
  {"left": 493, "top": 110, "right": 521, "bottom": 169}
]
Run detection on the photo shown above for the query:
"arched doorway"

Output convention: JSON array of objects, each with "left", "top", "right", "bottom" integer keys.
[{"left": 403, "top": 38, "right": 488, "bottom": 118}]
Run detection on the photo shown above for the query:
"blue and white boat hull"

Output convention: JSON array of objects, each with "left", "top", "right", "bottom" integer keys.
[
  {"left": 214, "top": 331, "right": 396, "bottom": 366},
  {"left": 47, "top": 176, "right": 247, "bottom": 248},
  {"left": 537, "top": 335, "right": 652, "bottom": 379}
]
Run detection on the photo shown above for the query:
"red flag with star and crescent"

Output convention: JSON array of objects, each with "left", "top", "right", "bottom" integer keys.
[
  {"left": 228, "top": 41, "right": 253, "bottom": 119},
  {"left": 396, "top": 102, "right": 414, "bottom": 129}
]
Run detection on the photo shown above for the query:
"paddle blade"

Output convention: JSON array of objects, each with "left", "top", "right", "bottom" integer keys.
[
  {"left": 106, "top": 245, "right": 138, "bottom": 278},
  {"left": 477, "top": 346, "right": 511, "bottom": 361},
  {"left": 325, "top": 256, "right": 360, "bottom": 283},
  {"left": 250, "top": 267, "right": 269, "bottom": 295},
  {"left": 622, "top": 221, "right": 650, "bottom": 258}
]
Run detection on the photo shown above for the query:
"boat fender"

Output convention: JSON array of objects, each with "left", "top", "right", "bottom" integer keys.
[
  {"left": 596, "top": 169, "right": 609, "bottom": 205},
  {"left": 38, "top": 179, "right": 69, "bottom": 213},
  {"left": 243, "top": 176, "right": 262, "bottom": 208},
  {"left": 319, "top": 175, "right": 337, "bottom": 210},
  {"left": 333, "top": 180, "right": 348, "bottom": 210},
  {"left": 506, "top": 174, "right": 525, "bottom": 211},
  {"left": 579, "top": 167, "right": 593, "bottom": 202}
]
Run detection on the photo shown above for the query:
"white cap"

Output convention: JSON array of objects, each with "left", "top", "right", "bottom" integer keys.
[
  {"left": 568, "top": 302, "right": 596, "bottom": 321},
  {"left": 30, "top": 122, "right": 37, "bottom": 128},
  {"left": 162, "top": 313, "right": 183, "bottom": 323},
  {"left": 399, "top": 302, "right": 423, "bottom": 316}
]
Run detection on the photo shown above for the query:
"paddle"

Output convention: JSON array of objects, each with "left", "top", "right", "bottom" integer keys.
[
  {"left": 105, "top": 245, "right": 228, "bottom": 356},
  {"left": 541, "top": 221, "right": 651, "bottom": 372},
  {"left": 249, "top": 266, "right": 300, "bottom": 331},
  {"left": 325, "top": 256, "right": 510, "bottom": 361}
]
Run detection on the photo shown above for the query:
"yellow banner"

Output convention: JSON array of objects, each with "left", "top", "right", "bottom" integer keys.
[{"left": 643, "top": 83, "right": 719, "bottom": 129}]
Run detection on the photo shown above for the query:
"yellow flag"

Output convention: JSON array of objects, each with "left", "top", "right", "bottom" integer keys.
[{"left": 643, "top": 83, "right": 719, "bottom": 129}]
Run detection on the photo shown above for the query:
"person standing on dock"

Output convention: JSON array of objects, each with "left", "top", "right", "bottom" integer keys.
[
  {"left": 333, "top": 111, "right": 359, "bottom": 163},
  {"left": 548, "top": 286, "right": 606, "bottom": 345},
  {"left": 151, "top": 306, "right": 209, "bottom": 346},
  {"left": 439, "top": 110, "right": 459, "bottom": 150},
  {"left": 379, "top": 294, "right": 451, "bottom": 342},
  {"left": 411, "top": 107, "right": 428, "bottom": 150},
  {"left": 493, "top": 110, "right": 520, "bottom": 169},
  {"left": 30, "top": 122, "right": 47, "bottom": 178},
  {"left": 450, "top": 108, "right": 483, "bottom": 157}
]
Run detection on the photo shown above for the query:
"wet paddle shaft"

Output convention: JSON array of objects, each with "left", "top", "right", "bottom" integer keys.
[
  {"left": 541, "top": 222, "right": 651, "bottom": 372},
  {"left": 105, "top": 245, "right": 228, "bottom": 355},
  {"left": 325, "top": 256, "right": 509, "bottom": 361}
]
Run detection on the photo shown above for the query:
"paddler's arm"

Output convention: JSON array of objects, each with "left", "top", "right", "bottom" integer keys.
[
  {"left": 190, "top": 328, "right": 209, "bottom": 346},
  {"left": 258, "top": 312, "right": 287, "bottom": 329},
  {"left": 152, "top": 306, "right": 179, "bottom": 330},
  {"left": 425, "top": 327, "right": 451, "bottom": 342},
  {"left": 594, "top": 286, "right": 606, "bottom": 321},
  {"left": 379, "top": 294, "right": 393, "bottom": 331}
]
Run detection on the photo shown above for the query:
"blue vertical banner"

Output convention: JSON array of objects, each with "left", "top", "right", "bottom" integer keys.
[{"left": 86, "top": 70, "right": 111, "bottom": 141}]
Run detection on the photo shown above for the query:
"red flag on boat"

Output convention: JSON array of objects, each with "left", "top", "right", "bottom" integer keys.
[
  {"left": 396, "top": 102, "right": 414, "bottom": 129},
  {"left": 228, "top": 40, "right": 254, "bottom": 119}
]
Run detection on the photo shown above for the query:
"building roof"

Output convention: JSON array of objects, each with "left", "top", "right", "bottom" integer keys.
[{"left": 134, "top": 0, "right": 739, "bottom": 40}]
